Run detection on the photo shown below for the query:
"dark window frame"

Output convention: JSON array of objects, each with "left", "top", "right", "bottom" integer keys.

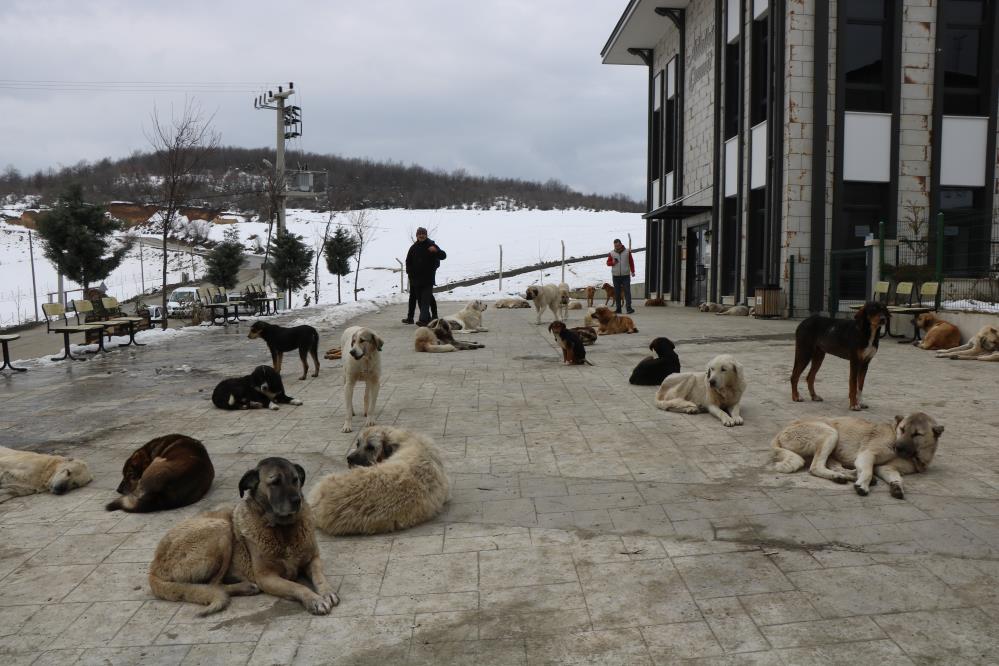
[
  {"left": 939, "top": 0, "right": 994, "bottom": 116},
  {"left": 724, "top": 41, "right": 741, "bottom": 139},
  {"left": 841, "top": 0, "right": 895, "bottom": 113},
  {"left": 750, "top": 16, "right": 769, "bottom": 125}
]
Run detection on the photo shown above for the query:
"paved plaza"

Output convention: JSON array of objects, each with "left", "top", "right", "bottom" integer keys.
[{"left": 2, "top": 302, "right": 999, "bottom": 665}]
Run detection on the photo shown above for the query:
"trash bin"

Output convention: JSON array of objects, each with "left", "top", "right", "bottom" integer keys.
[{"left": 754, "top": 285, "right": 781, "bottom": 318}]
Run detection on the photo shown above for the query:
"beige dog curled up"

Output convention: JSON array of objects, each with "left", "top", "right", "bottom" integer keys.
[
  {"left": 341, "top": 326, "right": 383, "bottom": 433},
  {"left": 655, "top": 354, "right": 746, "bottom": 426},
  {"left": 0, "top": 446, "right": 92, "bottom": 502}
]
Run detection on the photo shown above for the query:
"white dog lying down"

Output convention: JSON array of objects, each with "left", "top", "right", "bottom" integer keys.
[
  {"left": 935, "top": 324, "right": 999, "bottom": 361},
  {"left": 445, "top": 300, "right": 488, "bottom": 332},
  {"left": 655, "top": 354, "right": 746, "bottom": 426},
  {"left": 341, "top": 326, "right": 383, "bottom": 433},
  {"left": 772, "top": 412, "right": 943, "bottom": 498},
  {"left": 0, "top": 446, "right": 93, "bottom": 502},
  {"left": 308, "top": 426, "right": 450, "bottom": 535}
]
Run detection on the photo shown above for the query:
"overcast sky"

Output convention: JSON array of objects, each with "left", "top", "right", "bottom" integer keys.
[{"left": 0, "top": 1, "right": 647, "bottom": 200}]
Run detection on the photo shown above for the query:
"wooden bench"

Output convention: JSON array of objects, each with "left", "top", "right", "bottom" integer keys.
[
  {"left": 100, "top": 297, "right": 148, "bottom": 347},
  {"left": 0, "top": 334, "right": 26, "bottom": 372},
  {"left": 212, "top": 287, "right": 248, "bottom": 322},
  {"left": 197, "top": 286, "right": 233, "bottom": 326},
  {"left": 41, "top": 303, "right": 108, "bottom": 361}
]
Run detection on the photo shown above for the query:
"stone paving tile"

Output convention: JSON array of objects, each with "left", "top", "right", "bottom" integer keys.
[{"left": 2, "top": 302, "right": 999, "bottom": 663}]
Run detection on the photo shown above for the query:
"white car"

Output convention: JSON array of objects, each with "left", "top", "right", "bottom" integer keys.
[{"left": 166, "top": 287, "right": 199, "bottom": 315}]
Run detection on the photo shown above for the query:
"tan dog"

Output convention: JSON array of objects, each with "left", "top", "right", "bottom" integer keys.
[
  {"left": 557, "top": 282, "right": 571, "bottom": 321},
  {"left": 341, "top": 326, "right": 384, "bottom": 433},
  {"left": 914, "top": 313, "right": 961, "bottom": 350},
  {"left": 772, "top": 412, "right": 943, "bottom": 498},
  {"left": 525, "top": 284, "right": 562, "bottom": 324},
  {"left": 414, "top": 324, "right": 456, "bottom": 353},
  {"left": 445, "top": 300, "right": 489, "bottom": 332},
  {"left": 717, "top": 305, "right": 750, "bottom": 316},
  {"left": 149, "top": 457, "right": 338, "bottom": 616},
  {"left": 583, "top": 307, "right": 597, "bottom": 327},
  {"left": 0, "top": 446, "right": 92, "bottom": 502},
  {"left": 585, "top": 285, "right": 596, "bottom": 307},
  {"left": 698, "top": 302, "right": 725, "bottom": 313},
  {"left": 656, "top": 354, "right": 745, "bottom": 427},
  {"left": 601, "top": 283, "right": 615, "bottom": 306},
  {"left": 494, "top": 298, "right": 530, "bottom": 309},
  {"left": 936, "top": 324, "right": 999, "bottom": 361},
  {"left": 308, "top": 426, "right": 450, "bottom": 535},
  {"left": 592, "top": 306, "right": 638, "bottom": 334}
]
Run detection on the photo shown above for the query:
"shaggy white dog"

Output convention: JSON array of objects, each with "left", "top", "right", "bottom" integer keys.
[
  {"left": 525, "top": 284, "right": 561, "bottom": 324},
  {"left": 445, "top": 300, "right": 489, "bottom": 332},
  {"left": 655, "top": 354, "right": 746, "bottom": 427},
  {"left": 0, "top": 446, "right": 93, "bottom": 502},
  {"left": 341, "top": 326, "right": 383, "bottom": 433},
  {"left": 308, "top": 426, "right": 450, "bottom": 535}
]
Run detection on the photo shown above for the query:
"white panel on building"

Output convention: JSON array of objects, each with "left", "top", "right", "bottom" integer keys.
[
  {"left": 664, "top": 171, "right": 675, "bottom": 204},
  {"left": 725, "top": 137, "right": 738, "bottom": 197},
  {"left": 727, "top": 0, "right": 740, "bottom": 43},
  {"left": 751, "top": 121, "right": 767, "bottom": 189},
  {"left": 666, "top": 58, "right": 676, "bottom": 100},
  {"left": 843, "top": 112, "right": 891, "bottom": 182},
  {"left": 653, "top": 71, "right": 662, "bottom": 111},
  {"left": 753, "top": 0, "right": 768, "bottom": 19},
  {"left": 941, "top": 116, "right": 988, "bottom": 187},
  {"left": 652, "top": 179, "right": 661, "bottom": 206}
]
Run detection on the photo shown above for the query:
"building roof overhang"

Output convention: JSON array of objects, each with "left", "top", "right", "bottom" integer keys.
[
  {"left": 601, "top": 0, "right": 690, "bottom": 66},
  {"left": 642, "top": 203, "right": 712, "bottom": 220}
]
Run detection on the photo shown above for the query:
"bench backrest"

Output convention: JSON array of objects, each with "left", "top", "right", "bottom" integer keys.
[
  {"left": 918, "top": 281, "right": 940, "bottom": 307},
  {"left": 871, "top": 281, "right": 890, "bottom": 302},
  {"left": 892, "top": 281, "right": 914, "bottom": 306},
  {"left": 42, "top": 302, "right": 70, "bottom": 332},
  {"left": 101, "top": 297, "right": 122, "bottom": 314},
  {"left": 197, "top": 286, "right": 215, "bottom": 305}
]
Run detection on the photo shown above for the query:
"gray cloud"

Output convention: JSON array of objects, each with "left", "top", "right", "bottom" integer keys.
[{"left": 0, "top": 0, "right": 647, "bottom": 199}]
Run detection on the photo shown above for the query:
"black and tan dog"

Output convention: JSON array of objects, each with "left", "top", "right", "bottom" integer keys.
[
  {"left": 571, "top": 325, "right": 598, "bottom": 346},
  {"left": 791, "top": 302, "right": 890, "bottom": 411},
  {"left": 247, "top": 320, "right": 320, "bottom": 380},
  {"left": 212, "top": 365, "right": 302, "bottom": 411},
  {"left": 107, "top": 435, "right": 214, "bottom": 513},
  {"left": 427, "top": 318, "right": 485, "bottom": 350},
  {"left": 629, "top": 337, "right": 681, "bottom": 385},
  {"left": 149, "top": 457, "right": 339, "bottom": 616},
  {"left": 548, "top": 321, "right": 591, "bottom": 365}
]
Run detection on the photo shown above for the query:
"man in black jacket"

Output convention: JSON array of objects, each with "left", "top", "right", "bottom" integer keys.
[{"left": 403, "top": 227, "right": 446, "bottom": 325}]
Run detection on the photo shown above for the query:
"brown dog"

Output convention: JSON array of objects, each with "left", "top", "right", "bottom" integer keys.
[
  {"left": 592, "top": 306, "right": 638, "bottom": 335},
  {"left": 548, "top": 321, "right": 590, "bottom": 365},
  {"left": 585, "top": 286, "right": 596, "bottom": 307},
  {"left": 914, "top": 312, "right": 961, "bottom": 350},
  {"left": 107, "top": 435, "right": 214, "bottom": 513},
  {"left": 601, "top": 283, "right": 615, "bottom": 306}
]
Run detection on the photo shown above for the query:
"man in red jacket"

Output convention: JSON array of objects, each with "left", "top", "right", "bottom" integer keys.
[{"left": 607, "top": 238, "right": 635, "bottom": 314}]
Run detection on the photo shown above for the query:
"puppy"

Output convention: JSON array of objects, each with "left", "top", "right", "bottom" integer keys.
[
  {"left": 936, "top": 324, "right": 999, "bottom": 361},
  {"left": 571, "top": 326, "right": 598, "bottom": 346},
  {"left": 445, "top": 300, "right": 489, "bottom": 332},
  {"left": 914, "top": 313, "right": 961, "bottom": 350},
  {"left": 629, "top": 337, "right": 681, "bottom": 385},
  {"left": 0, "top": 447, "right": 92, "bottom": 502},
  {"left": 585, "top": 285, "right": 596, "bottom": 307},
  {"left": 717, "top": 305, "right": 750, "bottom": 316},
  {"left": 341, "top": 326, "right": 383, "bottom": 433},
  {"left": 592, "top": 306, "right": 638, "bottom": 335},
  {"left": 525, "top": 284, "right": 562, "bottom": 324},
  {"left": 247, "top": 320, "right": 320, "bottom": 380},
  {"left": 548, "top": 321, "right": 590, "bottom": 365},
  {"left": 656, "top": 354, "right": 745, "bottom": 426},
  {"left": 149, "top": 457, "right": 338, "bottom": 616},
  {"left": 567, "top": 301, "right": 583, "bottom": 310},
  {"left": 308, "top": 426, "right": 450, "bottom": 535},
  {"left": 772, "top": 412, "right": 943, "bottom": 498},
  {"left": 601, "top": 283, "right": 615, "bottom": 306},
  {"left": 212, "top": 365, "right": 302, "bottom": 411},
  {"left": 107, "top": 435, "right": 214, "bottom": 513}
]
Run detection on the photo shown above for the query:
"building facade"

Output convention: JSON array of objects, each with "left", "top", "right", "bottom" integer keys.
[{"left": 602, "top": 0, "right": 999, "bottom": 314}]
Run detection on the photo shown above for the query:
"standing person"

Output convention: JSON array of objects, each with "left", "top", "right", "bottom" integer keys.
[
  {"left": 403, "top": 227, "right": 446, "bottom": 326},
  {"left": 607, "top": 238, "right": 635, "bottom": 314}
]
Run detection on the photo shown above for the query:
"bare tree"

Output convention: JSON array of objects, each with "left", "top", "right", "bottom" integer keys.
[
  {"left": 146, "top": 100, "right": 220, "bottom": 328},
  {"left": 348, "top": 210, "right": 377, "bottom": 301}
]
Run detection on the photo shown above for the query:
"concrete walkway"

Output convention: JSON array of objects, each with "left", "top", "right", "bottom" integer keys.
[{"left": 1, "top": 302, "right": 998, "bottom": 664}]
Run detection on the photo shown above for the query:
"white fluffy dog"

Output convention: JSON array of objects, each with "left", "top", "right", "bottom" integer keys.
[
  {"left": 655, "top": 354, "right": 746, "bottom": 427},
  {"left": 308, "top": 426, "right": 450, "bottom": 535},
  {"left": 445, "top": 300, "right": 489, "bottom": 332},
  {"left": 525, "top": 284, "right": 561, "bottom": 324},
  {"left": 341, "top": 326, "right": 383, "bottom": 433},
  {"left": 0, "top": 446, "right": 93, "bottom": 502}
]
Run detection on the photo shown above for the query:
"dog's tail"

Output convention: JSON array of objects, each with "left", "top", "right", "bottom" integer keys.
[
  {"left": 106, "top": 493, "right": 158, "bottom": 513},
  {"left": 148, "top": 574, "right": 230, "bottom": 616},
  {"left": 583, "top": 359, "right": 594, "bottom": 366},
  {"left": 771, "top": 436, "right": 807, "bottom": 474},
  {"left": 420, "top": 343, "right": 457, "bottom": 353}
]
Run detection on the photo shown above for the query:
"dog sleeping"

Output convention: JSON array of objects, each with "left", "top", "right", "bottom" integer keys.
[
  {"left": 247, "top": 320, "right": 320, "bottom": 380},
  {"left": 212, "top": 365, "right": 302, "bottom": 411},
  {"left": 0, "top": 446, "right": 92, "bottom": 502},
  {"left": 416, "top": 318, "right": 485, "bottom": 352},
  {"left": 656, "top": 354, "right": 745, "bottom": 427},
  {"left": 629, "top": 337, "right": 681, "bottom": 385},
  {"left": 107, "top": 434, "right": 214, "bottom": 513},
  {"left": 936, "top": 324, "right": 999, "bottom": 361},
  {"left": 308, "top": 426, "right": 450, "bottom": 535},
  {"left": 548, "top": 321, "right": 591, "bottom": 365},
  {"left": 494, "top": 298, "right": 530, "bottom": 309}
]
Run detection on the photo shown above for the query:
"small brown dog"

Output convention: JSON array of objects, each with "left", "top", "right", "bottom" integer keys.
[
  {"left": 592, "top": 306, "right": 638, "bottom": 334},
  {"left": 585, "top": 286, "right": 596, "bottom": 307},
  {"left": 108, "top": 435, "right": 214, "bottom": 513},
  {"left": 601, "top": 283, "right": 616, "bottom": 306},
  {"left": 914, "top": 312, "right": 961, "bottom": 350}
]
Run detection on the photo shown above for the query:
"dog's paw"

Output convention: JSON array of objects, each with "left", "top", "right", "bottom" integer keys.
[
  {"left": 319, "top": 590, "right": 340, "bottom": 608},
  {"left": 298, "top": 375, "right": 307, "bottom": 381},
  {"left": 721, "top": 418, "right": 736, "bottom": 427},
  {"left": 305, "top": 593, "right": 334, "bottom": 615},
  {"left": 289, "top": 398, "right": 303, "bottom": 406},
  {"left": 731, "top": 416, "right": 744, "bottom": 426},
  {"left": 811, "top": 395, "right": 824, "bottom": 402},
  {"left": 854, "top": 483, "right": 869, "bottom": 496},
  {"left": 792, "top": 395, "right": 804, "bottom": 403},
  {"left": 849, "top": 404, "right": 863, "bottom": 412},
  {"left": 859, "top": 402, "right": 869, "bottom": 409},
  {"left": 341, "top": 423, "right": 353, "bottom": 433},
  {"left": 832, "top": 475, "right": 850, "bottom": 484},
  {"left": 889, "top": 482, "right": 905, "bottom": 499},
  {"left": 268, "top": 403, "right": 280, "bottom": 411},
  {"left": 683, "top": 406, "right": 700, "bottom": 414},
  {"left": 231, "top": 582, "right": 260, "bottom": 596},
  {"left": 363, "top": 418, "right": 376, "bottom": 427}
]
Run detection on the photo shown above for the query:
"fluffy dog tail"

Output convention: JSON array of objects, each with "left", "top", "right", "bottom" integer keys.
[
  {"left": 106, "top": 494, "right": 140, "bottom": 512},
  {"left": 772, "top": 437, "right": 807, "bottom": 474},
  {"left": 148, "top": 574, "right": 230, "bottom": 616},
  {"left": 420, "top": 343, "right": 456, "bottom": 353}
]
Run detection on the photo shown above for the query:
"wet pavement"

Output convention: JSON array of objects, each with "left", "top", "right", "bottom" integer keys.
[{"left": 1, "top": 302, "right": 999, "bottom": 664}]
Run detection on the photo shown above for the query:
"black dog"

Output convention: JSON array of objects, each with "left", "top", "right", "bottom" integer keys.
[
  {"left": 248, "top": 320, "right": 320, "bottom": 380},
  {"left": 790, "top": 302, "right": 889, "bottom": 411},
  {"left": 212, "top": 365, "right": 303, "bottom": 410},
  {"left": 629, "top": 337, "right": 681, "bottom": 385}
]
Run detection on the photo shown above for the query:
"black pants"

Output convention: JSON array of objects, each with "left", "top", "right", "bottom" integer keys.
[
  {"left": 411, "top": 283, "right": 435, "bottom": 323},
  {"left": 612, "top": 275, "right": 632, "bottom": 311}
]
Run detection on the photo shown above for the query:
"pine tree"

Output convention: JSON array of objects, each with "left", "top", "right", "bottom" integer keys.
[
  {"left": 204, "top": 227, "right": 245, "bottom": 291},
  {"left": 35, "top": 184, "right": 130, "bottom": 292},
  {"left": 324, "top": 226, "right": 359, "bottom": 304},
  {"left": 267, "top": 229, "right": 314, "bottom": 305}
]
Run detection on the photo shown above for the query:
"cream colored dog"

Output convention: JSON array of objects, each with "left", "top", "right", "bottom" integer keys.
[
  {"left": 936, "top": 324, "right": 999, "bottom": 361},
  {"left": 341, "top": 326, "right": 383, "bottom": 433},
  {"left": 717, "top": 305, "right": 750, "bottom": 316},
  {"left": 308, "top": 425, "right": 450, "bottom": 535},
  {"left": 445, "top": 300, "right": 489, "bottom": 332},
  {"left": 557, "top": 282, "right": 571, "bottom": 321},
  {"left": 772, "top": 412, "right": 943, "bottom": 498},
  {"left": 525, "top": 284, "right": 561, "bottom": 324},
  {"left": 0, "top": 446, "right": 93, "bottom": 502},
  {"left": 655, "top": 354, "right": 746, "bottom": 426},
  {"left": 494, "top": 298, "right": 530, "bottom": 309}
]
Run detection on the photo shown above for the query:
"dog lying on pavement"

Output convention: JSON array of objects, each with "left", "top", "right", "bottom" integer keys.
[
  {"left": 936, "top": 324, "right": 999, "bottom": 361},
  {"left": 656, "top": 354, "right": 745, "bottom": 426},
  {"left": 444, "top": 300, "right": 489, "bottom": 332},
  {"left": 629, "top": 337, "right": 681, "bottom": 385},
  {"left": 0, "top": 447, "right": 92, "bottom": 502},
  {"left": 212, "top": 365, "right": 302, "bottom": 411},
  {"left": 107, "top": 435, "right": 214, "bottom": 513}
]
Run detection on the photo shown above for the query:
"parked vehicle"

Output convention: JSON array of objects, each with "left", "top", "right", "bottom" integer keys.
[{"left": 167, "top": 287, "right": 198, "bottom": 315}]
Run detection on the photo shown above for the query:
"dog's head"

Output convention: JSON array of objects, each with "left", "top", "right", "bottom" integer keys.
[
  {"left": 346, "top": 426, "right": 401, "bottom": 468},
  {"left": 649, "top": 337, "right": 676, "bottom": 356},
  {"left": 981, "top": 325, "right": 999, "bottom": 351},
  {"left": 247, "top": 321, "right": 267, "bottom": 340},
  {"left": 49, "top": 457, "right": 93, "bottom": 495},
  {"left": 469, "top": 300, "right": 487, "bottom": 313},
  {"left": 239, "top": 457, "right": 306, "bottom": 526},
  {"left": 592, "top": 306, "right": 615, "bottom": 324},
  {"left": 548, "top": 321, "right": 566, "bottom": 336},
  {"left": 705, "top": 354, "right": 745, "bottom": 395},
  {"left": 347, "top": 327, "right": 384, "bottom": 360},
  {"left": 116, "top": 447, "right": 151, "bottom": 495},
  {"left": 855, "top": 302, "right": 890, "bottom": 330},
  {"left": 698, "top": 302, "right": 710, "bottom": 312},
  {"left": 893, "top": 413, "right": 944, "bottom": 473},
  {"left": 250, "top": 365, "right": 278, "bottom": 392},
  {"left": 602, "top": 283, "right": 614, "bottom": 291},
  {"left": 525, "top": 286, "right": 539, "bottom": 301},
  {"left": 915, "top": 312, "right": 938, "bottom": 330}
]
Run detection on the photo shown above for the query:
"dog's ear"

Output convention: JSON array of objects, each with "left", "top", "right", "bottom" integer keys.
[
  {"left": 374, "top": 335, "right": 384, "bottom": 351},
  {"left": 894, "top": 415, "right": 905, "bottom": 427},
  {"left": 293, "top": 463, "right": 306, "bottom": 486},
  {"left": 376, "top": 439, "right": 398, "bottom": 463},
  {"left": 932, "top": 424, "right": 945, "bottom": 437},
  {"left": 238, "top": 468, "right": 259, "bottom": 498}
]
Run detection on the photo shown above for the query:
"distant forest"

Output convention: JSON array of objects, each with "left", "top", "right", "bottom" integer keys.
[{"left": 0, "top": 147, "right": 641, "bottom": 214}]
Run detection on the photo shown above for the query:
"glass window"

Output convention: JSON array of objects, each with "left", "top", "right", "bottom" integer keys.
[
  {"left": 751, "top": 18, "right": 769, "bottom": 125},
  {"left": 940, "top": 0, "right": 990, "bottom": 115},
  {"left": 841, "top": 0, "right": 893, "bottom": 113},
  {"left": 651, "top": 72, "right": 663, "bottom": 184},
  {"left": 725, "top": 42, "right": 740, "bottom": 139},
  {"left": 843, "top": 0, "right": 886, "bottom": 20}
]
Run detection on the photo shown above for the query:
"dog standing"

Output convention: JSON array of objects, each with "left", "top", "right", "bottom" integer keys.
[
  {"left": 525, "top": 284, "right": 561, "bottom": 324},
  {"left": 629, "top": 337, "right": 681, "bottom": 385},
  {"left": 772, "top": 412, "right": 943, "bottom": 498},
  {"left": 149, "top": 457, "right": 338, "bottom": 616},
  {"left": 341, "top": 326, "right": 383, "bottom": 433},
  {"left": 585, "top": 286, "right": 596, "bottom": 307},
  {"left": 107, "top": 435, "right": 214, "bottom": 513},
  {"left": 592, "top": 306, "right": 638, "bottom": 334},
  {"left": 0, "top": 447, "right": 92, "bottom": 502},
  {"left": 247, "top": 320, "right": 320, "bottom": 380},
  {"left": 936, "top": 324, "right": 999, "bottom": 361},
  {"left": 656, "top": 354, "right": 745, "bottom": 426},
  {"left": 914, "top": 312, "right": 961, "bottom": 350},
  {"left": 557, "top": 282, "right": 571, "bottom": 321},
  {"left": 548, "top": 321, "right": 591, "bottom": 365},
  {"left": 790, "top": 302, "right": 889, "bottom": 410},
  {"left": 212, "top": 365, "right": 303, "bottom": 411},
  {"left": 601, "top": 282, "right": 615, "bottom": 306}
]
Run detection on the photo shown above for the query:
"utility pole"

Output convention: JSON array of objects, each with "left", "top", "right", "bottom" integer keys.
[{"left": 138, "top": 239, "right": 145, "bottom": 293}]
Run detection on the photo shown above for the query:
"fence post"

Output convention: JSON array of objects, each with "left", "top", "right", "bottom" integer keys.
[
  {"left": 878, "top": 219, "right": 885, "bottom": 276},
  {"left": 788, "top": 255, "right": 795, "bottom": 318},
  {"left": 829, "top": 254, "right": 839, "bottom": 317},
  {"left": 498, "top": 245, "right": 503, "bottom": 291},
  {"left": 561, "top": 241, "right": 565, "bottom": 284},
  {"left": 28, "top": 230, "right": 39, "bottom": 322},
  {"left": 935, "top": 212, "right": 944, "bottom": 284}
]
